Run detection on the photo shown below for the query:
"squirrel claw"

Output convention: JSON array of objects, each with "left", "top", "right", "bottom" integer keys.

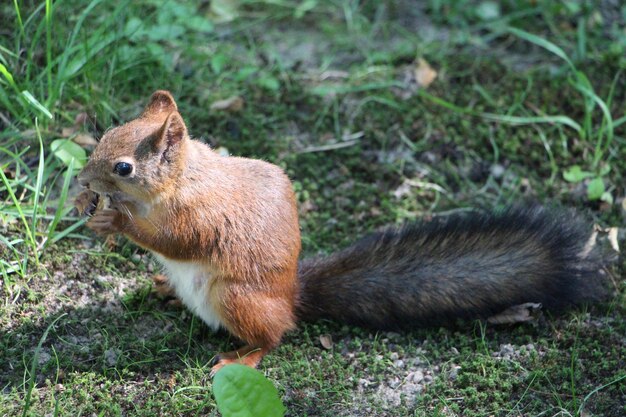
[
  {"left": 86, "top": 208, "right": 119, "bottom": 235},
  {"left": 209, "top": 346, "right": 266, "bottom": 377}
]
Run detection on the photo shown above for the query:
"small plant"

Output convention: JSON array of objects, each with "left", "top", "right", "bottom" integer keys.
[
  {"left": 212, "top": 364, "right": 285, "bottom": 417},
  {"left": 416, "top": 25, "right": 623, "bottom": 203},
  {"left": 0, "top": 122, "right": 85, "bottom": 279},
  {"left": 507, "top": 27, "right": 622, "bottom": 203}
]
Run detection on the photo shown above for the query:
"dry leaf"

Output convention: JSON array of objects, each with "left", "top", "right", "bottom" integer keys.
[
  {"left": 62, "top": 127, "right": 77, "bottom": 137},
  {"left": 487, "top": 303, "right": 542, "bottom": 324},
  {"left": 414, "top": 58, "right": 437, "bottom": 88},
  {"left": 2, "top": 167, "right": 15, "bottom": 179},
  {"left": 210, "top": 96, "right": 244, "bottom": 112},
  {"left": 392, "top": 180, "right": 412, "bottom": 199},
  {"left": 608, "top": 227, "right": 620, "bottom": 253},
  {"left": 73, "top": 133, "right": 99, "bottom": 148},
  {"left": 215, "top": 146, "right": 230, "bottom": 157},
  {"left": 319, "top": 334, "right": 333, "bottom": 350},
  {"left": 74, "top": 112, "right": 90, "bottom": 125}
]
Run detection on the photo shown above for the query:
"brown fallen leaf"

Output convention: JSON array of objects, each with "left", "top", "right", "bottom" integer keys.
[
  {"left": 487, "top": 302, "right": 542, "bottom": 324},
  {"left": 72, "top": 132, "right": 99, "bottom": 148},
  {"left": 319, "top": 334, "right": 333, "bottom": 350},
  {"left": 210, "top": 96, "right": 244, "bottom": 112},
  {"left": 62, "top": 127, "right": 77, "bottom": 137},
  {"left": 607, "top": 227, "right": 619, "bottom": 253},
  {"left": 414, "top": 58, "right": 437, "bottom": 88},
  {"left": 74, "top": 112, "right": 90, "bottom": 125}
]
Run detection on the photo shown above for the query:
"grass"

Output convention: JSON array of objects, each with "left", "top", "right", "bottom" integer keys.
[{"left": 1, "top": 0, "right": 625, "bottom": 416}]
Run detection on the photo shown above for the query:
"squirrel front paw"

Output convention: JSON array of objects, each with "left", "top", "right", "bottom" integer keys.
[
  {"left": 75, "top": 189, "right": 100, "bottom": 216},
  {"left": 86, "top": 208, "right": 121, "bottom": 235}
]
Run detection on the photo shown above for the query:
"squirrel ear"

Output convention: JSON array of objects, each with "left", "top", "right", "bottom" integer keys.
[
  {"left": 154, "top": 112, "right": 187, "bottom": 159},
  {"left": 142, "top": 90, "right": 178, "bottom": 117}
]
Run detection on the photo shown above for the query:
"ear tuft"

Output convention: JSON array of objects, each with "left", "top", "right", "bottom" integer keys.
[{"left": 142, "top": 90, "right": 178, "bottom": 117}]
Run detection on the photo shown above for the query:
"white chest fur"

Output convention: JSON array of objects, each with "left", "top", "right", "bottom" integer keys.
[{"left": 152, "top": 253, "right": 223, "bottom": 331}]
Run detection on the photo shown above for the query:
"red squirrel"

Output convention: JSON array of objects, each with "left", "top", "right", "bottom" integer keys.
[{"left": 76, "top": 91, "right": 606, "bottom": 374}]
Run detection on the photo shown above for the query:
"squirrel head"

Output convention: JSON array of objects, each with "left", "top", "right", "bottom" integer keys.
[{"left": 78, "top": 90, "right": 189, "bottom": 203}]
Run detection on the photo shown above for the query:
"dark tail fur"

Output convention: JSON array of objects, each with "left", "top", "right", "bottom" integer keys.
[{"left": 296, "top": 206, "right": 607, "bottom": 329}]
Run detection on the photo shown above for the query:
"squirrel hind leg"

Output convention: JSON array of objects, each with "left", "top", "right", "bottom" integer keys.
[
  {"left": 152, "top": 274, "right": 183, "bottom": 307},
  {"left": 210, "top": 345, "right": 269, "bottom": 376},
  {"left": 209, "top": 277, "right": 298, "bottom": 374}
]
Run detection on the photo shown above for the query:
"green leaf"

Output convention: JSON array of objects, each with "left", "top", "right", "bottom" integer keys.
[
  {"left": 50, "top": 139, "right": 86, "bottom": 171},
  {"left": 586, "top": 177, "right": 605, "bottom": 200},
  {"left": 257, "top": 75, "right": 280, "bottom": 91},
  {"left": 125, "top": 17, "right": 145, "bottom": 41},
  {"left": 211, "top": 53, "right": 228, "bottom": 74},
  {"left": 476, "top": 1, "right": 500, "bottom": 20},
  {"left": 563, "top": 165, "right": 594, "bottom": 183},
  {"left": 235, "top": 67, "right": 258, "bottom": 81},
  {"left": 184, "top": 16, "right": 214, "bottom": 33},
  {"left": 146, "top": 24, "right": 185, "bottom": 41},
  {"left": 211, "top": 0, "right": 239, "bottom": 23},
  {"left": 600, "top": 191, "right": 614, "bottom": 204},
  {"left": 295, "top": 0, "right": 318, "bottom": 19},
  {"left": 213, "top": 364, "right": 285, "bottom": 417}
]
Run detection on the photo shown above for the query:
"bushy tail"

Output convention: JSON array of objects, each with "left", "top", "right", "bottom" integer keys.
[{"left": 296, "top": 207, "right": 607, "bottom": 329}]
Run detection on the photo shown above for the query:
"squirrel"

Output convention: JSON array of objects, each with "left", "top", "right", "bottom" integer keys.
[{"left": 75, "top": 90, "right": 607, "bottom": 374}]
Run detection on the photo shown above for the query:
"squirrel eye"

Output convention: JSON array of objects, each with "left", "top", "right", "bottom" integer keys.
[{"left": 113, "top": 162, "right": 133, "bottom": 177}]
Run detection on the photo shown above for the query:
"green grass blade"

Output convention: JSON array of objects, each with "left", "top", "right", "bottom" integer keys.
[
  {"left": 573, "top": 83, "right": 614, "bottom": 168},
  {"left": 22, "top": 314, "right": 67, "bottom": 417},
  {"left": 417, "top": 89, "right": 582, "bottom": 133},
  {"left": 0, "top": 63, "right": 19, "bottom": 89},
  {"left": 0, "top": 168, "right": 34, "bottom": 276},
  {"left": 21, "top": 91, "right": 53, "bottom": 119},
  {"left": 50, "top": 217, "right": 88, "bottom": 244},
  {"left": 30, "top": 120, "right": 46, "bottom": 262},
  {"left": 481, "top": 113, "right": 582, "bottom": 132},
  {"left": 44, "top": 159, "right": 75, "bottom": 249},
  {"left": 507, "top": 27, "right": 576, "bottom": 72},
  {"left": 12, "top": 0, "right": 25, "bottom": 40},
  {"left": 45, "top": 0, "right": 53, "bottom": 105},
  {"left": 614, "top": 115, "right": 626, "bottom": 129}
]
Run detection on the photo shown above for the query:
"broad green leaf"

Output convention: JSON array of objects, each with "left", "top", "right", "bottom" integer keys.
[
  {"left": 213, "top": 364, "right": 285, "bottom": 417},
  {"left": 125, "top": 17, "right": 144, "bottom": 41},
  {"left": 184, "top": 16, "right": 214, "bottom": 33},
  {"left": 211, "top": 0, "right": 239, "bottom": 23},
  {"left": 476, "top": 1, "right": 500, "bottom": 20},
  {"left": 146, "top": 24, "right": 185, "bottom": 41},
  {"left": 586, "top": 177, "right": 605, "bottom": 200},
  {"left": 211, "top": 53, "right": 228, "bottom": 74},
  {"left": 235, "top": 67, "right": 258, "bottom": 81},
  {"left": 295, "top": 0, "right": 318, "bottom": 19},
  {"left": 257, "top": 75, "right": 280, "bottom": 91},
  {"left": 600, "top": 191, "right": 614, "bottom": 204},
  {"left": 563, "top": 165, "right": 594, "bottom": 183},
  {"left": 50, "top": 139, "right": 86, "bottom": 171}
]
